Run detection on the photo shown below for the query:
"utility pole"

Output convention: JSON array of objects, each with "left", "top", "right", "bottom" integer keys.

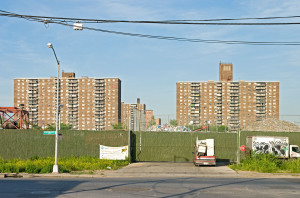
[{"left": 47, "top": 43, "right": 60, "bottom": 174}]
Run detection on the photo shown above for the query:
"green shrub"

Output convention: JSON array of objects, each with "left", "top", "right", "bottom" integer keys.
[
  {"left": 280, "top": 158, "right": 300, "bottom": 173},
  {"left": 230, "top": 154, "right": 300, "bottom": 173},
  {"left": 230, "top": 153, "right": 281, "bottom": 173},
  {"left": 0, "top": 156, "right": 129, "bottom": 174},
  {"left": 58, "top": 156, "right": 129, "bottom": 173}
]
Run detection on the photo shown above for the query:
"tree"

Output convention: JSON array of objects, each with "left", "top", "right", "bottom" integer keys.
[
  {"left": 45, "top": 123, "right": 72, "bottom": 130},
  {"left": 111, "top": 123, "right": 123, "bottom": 130},
  {"left": 169, "top": 119, "right": 177, "bottom": 126},
  {"left": 149, "top": 116, "right": 156, "bottom": 126},
  {"left": 32, "top": 124, "right": 42, "bottom": 130}
]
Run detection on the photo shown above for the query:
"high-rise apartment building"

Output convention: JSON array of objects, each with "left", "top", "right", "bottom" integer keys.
[
  {"left": 145, "top": 110, "right": 154, "bottom": 128},
  {"left": 176, "top": 63, "right": 279, "bottom": 131},
  {"left": 121, "top": 98, "right": 146, "bottom": 131},
  {"left": 14, "top": 72, "right": 121, "bottom": 130}
]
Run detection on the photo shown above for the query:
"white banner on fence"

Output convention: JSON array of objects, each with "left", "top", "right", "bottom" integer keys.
[{"left": 99, "top": 145, "right": 128, "bottom": 160}]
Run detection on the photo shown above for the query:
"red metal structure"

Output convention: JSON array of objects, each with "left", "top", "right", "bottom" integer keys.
[
  {"left": 0, "top": 107, "right": 29, "bottom": 129},
  {"left": 193, "top": 126, "right": 207, "bottom": 132}
]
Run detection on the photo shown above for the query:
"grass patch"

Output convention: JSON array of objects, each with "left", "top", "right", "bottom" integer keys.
[
  {"left": 229, "top": 154, "right": 300, "bottom": 173},
  {"left": 0, "top": 156, "right": 129, "bottom": 174}
]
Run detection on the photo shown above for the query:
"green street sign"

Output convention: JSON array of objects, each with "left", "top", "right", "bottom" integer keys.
[{"left": 43, "top": 131, "right": 56, "bottom": 135}]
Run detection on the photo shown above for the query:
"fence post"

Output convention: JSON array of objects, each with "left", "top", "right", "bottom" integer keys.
[
  {"left": 128, "top": 130, "right": 131, "bottom": 163},
  {"left": 128, "top": 115, "right": 131, "bottom": 163},
  {"left": 237, "top": 129, "right": 241, "bottom": 163}
]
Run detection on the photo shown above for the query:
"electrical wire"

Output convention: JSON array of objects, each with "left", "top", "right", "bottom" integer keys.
[
  {"left": 57, "top": 20, "right": 300, "bottom": 45},
  {"left": 1, "top": 9, "right": 300, "bottom": 45},
  {"left": 2, "top": 10, "right": 300, "bottom": 25}
]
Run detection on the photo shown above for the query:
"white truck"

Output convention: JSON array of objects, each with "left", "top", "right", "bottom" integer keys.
[
  {"left": 246, "top": 136, "right": 300, "bottom": 158},
  {"left": 193, "top": 138, "right": 216, "bottom": 166}
]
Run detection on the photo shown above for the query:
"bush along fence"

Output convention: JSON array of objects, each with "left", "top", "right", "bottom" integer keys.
[{"left": 0, "top": 130, "right": 300, "bottom": 163}]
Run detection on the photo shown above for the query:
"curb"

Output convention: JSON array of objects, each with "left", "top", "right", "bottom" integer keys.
[{"left": 0, "top": 173, "right": 23, "bottom": 178}]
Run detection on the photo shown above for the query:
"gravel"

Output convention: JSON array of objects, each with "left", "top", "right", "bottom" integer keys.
[{"left": 242, "top": 118, "right": 300, "bottom": 132}]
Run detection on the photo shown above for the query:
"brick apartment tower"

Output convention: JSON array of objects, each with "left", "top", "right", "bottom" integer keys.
[
  {"left": 14, "top": 72, "right": 121, "bottom": 130},
  {"left": 176, "top": 63, "right": 279, "bottom": 131},
  {"left": 219, "top": 62, "right": 233, "bottom": 82},
  {"left": 121, "top": 98, "right": 146, "bottom": 131},
  {"left": 145, "top": 110, "right": 154, "bottom": 128}
]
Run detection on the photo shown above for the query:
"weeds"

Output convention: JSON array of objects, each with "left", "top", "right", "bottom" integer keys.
[
  {"left": 280, "top": 158, "right": 300, "bottom": 173},
  {"left": 229, "top": 154, "right": 300, "bottom": 173},
  {"left": 0, "top": 156, "right": 129, "bottom": 174}
]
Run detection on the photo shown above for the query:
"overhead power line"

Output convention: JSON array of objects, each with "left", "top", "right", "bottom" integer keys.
[
  {"left": 56, "top": 21, "right": 300, "bottom": 45},
  {"left": 2, "top": 9, "right": 300, "bottom": 25},
  {"left": 1, "top": 10, "right": 300, "bottom": 45}
]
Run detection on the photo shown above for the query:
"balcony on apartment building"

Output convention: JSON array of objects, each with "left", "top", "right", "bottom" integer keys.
[
  {"left": 68, "top": 103, "right": 79, "bottom": 107},
  {"left": 255, "top": 82, "right": 266, "bottom": 86},
  {"left": 95, "top": 101, "right": 105, "bottom": 105},
  {"left": 28, "top": 82, "right": 38, "bottom": 87},
  {"left": 256, "top": 86, "right": 266, "bottom": 90},
  {"left": 94, "top": 89, "right": 105, "bottom": 94},
  {"left": 191, "top": 99, "right": 200, "bottom": 103},
  {"left": 230, "top": 84, "right": 239, "bottom": 88},
  {"left": 68, "top": 113, "right": 78, "bottom": 118},
  {"left": 191, "top": 114, "right": 200, "bottom": 118},
  {"left": 68, "top": 107, "right": 78, "bottom": 112},
  {"left": 94, "top": 95, "right": 105, "bottom": 100},
  {"left": 68, "top": 101, "right": 78, "bottom": 105},
  {"left": 68, "top": 118, "right": 78, "bottom": 122},
  {"left": 216, "top": 110, "right": 222, "bottom": 114},
  {"left": 68, "top": 84, "right": 78, "bottom": 87},
  {"left": 68, "top": 98, "right": 78, "bottom": 102},
  {"left": 191, "top": 88, "right": 200, "bottom": 92},
  {"left": 68, "top": 90, "right": 78, "bottom": 94},
  {"left": 28, "top": 103, "right": 39, "bottom": 109},
  {"left": 256, "top": 93, "right": 266, "bottom": 97},
  {"left": 28, "top": 99, "right": 38, "bottom": 103},
  {"left": 95, "top": 82, "right": 105, "bottom": 87},
  {"left": 229, "top": 107, "right": 240, "bottom": 111},
  {"left": 94, "top": 104, "right": 105, "bottom": 108},
  {"left": 28, "top": 90, "right": 38, "bottom": 93},
  {"left": 95, "top": 111, "right": 105, "bottom": 116},
  {"left": 230, "top": 98, "right": 239, "bottom": 102}
]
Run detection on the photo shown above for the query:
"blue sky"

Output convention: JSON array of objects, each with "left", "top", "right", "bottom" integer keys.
[{"left": 1, "top": 0, "right": 300, "bottom": 123}]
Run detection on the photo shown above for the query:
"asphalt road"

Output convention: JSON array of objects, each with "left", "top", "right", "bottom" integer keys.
[
  {"left": 1, "top": 177, "right": 300, "bottom": 198},
  {"left": 1, "top": 162, "right": 299, "bottom": 197}
]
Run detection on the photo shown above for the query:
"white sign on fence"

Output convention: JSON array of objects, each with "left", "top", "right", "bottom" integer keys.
[{"left": 99, "top": 145, "right": 128, "bottom": 160}]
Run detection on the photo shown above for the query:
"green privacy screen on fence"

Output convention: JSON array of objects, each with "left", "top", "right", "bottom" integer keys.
[
  {"left": 131, "top": 131, "right": 237, "bottom": 162},
  {"left": 0, "top": 130, "right": 299, "bottom": 162}
]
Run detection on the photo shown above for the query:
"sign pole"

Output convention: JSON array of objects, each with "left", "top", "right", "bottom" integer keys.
[{"left": 128, "top": 112, "right": 131, "bottom": 163}]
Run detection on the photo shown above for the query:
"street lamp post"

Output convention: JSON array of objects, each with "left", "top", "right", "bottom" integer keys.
[{"left": 47, "top": 43, "right": 60, "bottom": 173}]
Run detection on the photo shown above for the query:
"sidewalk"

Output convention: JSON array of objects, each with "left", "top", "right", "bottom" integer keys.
[
  {"left": 1, "top": 162, "right": 299, "bottom": 179},
  {"left": 102, "top": 162, "right": 238, "bottom": 178},
  {"left": 0, "top": 162, "right": 237, "bottom": 178}
]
